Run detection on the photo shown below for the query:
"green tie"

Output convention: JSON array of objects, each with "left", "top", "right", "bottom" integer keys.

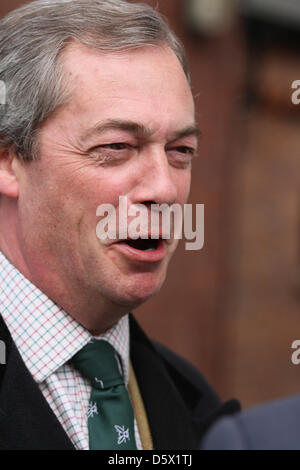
[{"left": 71, "top": 340, "right": 138, "bottom": 450}]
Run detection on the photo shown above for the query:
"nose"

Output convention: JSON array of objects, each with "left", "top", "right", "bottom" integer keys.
[{"left": 130, "top": 148, "right": 178, "bottom": 206}]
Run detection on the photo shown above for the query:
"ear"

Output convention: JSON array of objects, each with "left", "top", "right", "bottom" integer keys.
[{"left": 0, "top": 147, "right": 19, "bottom": 198}]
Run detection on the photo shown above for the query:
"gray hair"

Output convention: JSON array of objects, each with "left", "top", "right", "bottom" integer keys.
[{"left": 0, "top": 0, "right": 190, "bottom": 161}]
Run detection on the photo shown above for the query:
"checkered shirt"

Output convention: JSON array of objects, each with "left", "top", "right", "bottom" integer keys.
[{"left": 0, "top": 250, "right": 142, "bottom": 450}]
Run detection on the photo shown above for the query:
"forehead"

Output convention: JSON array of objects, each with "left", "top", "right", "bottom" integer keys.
[{"left": 58, "top": 43, "right": 195, "bottom": 135}]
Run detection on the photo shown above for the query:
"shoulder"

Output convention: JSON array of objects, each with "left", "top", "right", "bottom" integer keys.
[
  {"left": 151, "top": 340, "right": 240, "bottom": 431},
  {"left": 202, "top": 395, "right": 300, "bottom": 450},
  {"left": 129, "top": 314, "right": 219, "bottom": 407},
  {"left": 129, "top": 314, "right": 240, "bottom": 436},
  {"left": 152, "top": 340, "right": 220, "bottom": 408}
]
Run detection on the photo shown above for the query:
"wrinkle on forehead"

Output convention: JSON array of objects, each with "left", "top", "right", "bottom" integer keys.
[{"left": 79, "top": 118, "right": 201, "bottom": 146}]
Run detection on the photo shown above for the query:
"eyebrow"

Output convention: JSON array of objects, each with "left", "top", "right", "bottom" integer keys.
[{"left": 80, "top": 119, "right": 201, "bottom": 144}]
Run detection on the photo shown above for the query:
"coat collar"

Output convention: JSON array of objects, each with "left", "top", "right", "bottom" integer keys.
[
  {"left": 0, "top": 316, "right": 74, "bottom": 450},
  {"left": 129, "top": 315, "right": 240, "bottom": 450},
  {"left": 129, "top": 316, "right": 195, "bottom": 449}
]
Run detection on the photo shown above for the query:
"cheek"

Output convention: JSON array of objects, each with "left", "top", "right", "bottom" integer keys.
[
  {"left": 175, "top": 170, "right": 191, "bottom": 203},
  {"left": 73, "top": 165, "right": 130, "bottom": 199}
]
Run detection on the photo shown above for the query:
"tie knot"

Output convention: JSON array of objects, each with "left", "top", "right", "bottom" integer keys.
[{"left": 71, "top": 340, "right": 123, "bottom": 389}]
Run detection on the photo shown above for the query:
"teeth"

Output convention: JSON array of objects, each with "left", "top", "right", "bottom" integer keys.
[{"left": 144, "top": 247, "right": 156, "bottom": 252}]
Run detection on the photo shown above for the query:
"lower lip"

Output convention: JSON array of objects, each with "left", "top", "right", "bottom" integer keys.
[{"left": 112, "top": 239, "right": 167, "bottom": 263}]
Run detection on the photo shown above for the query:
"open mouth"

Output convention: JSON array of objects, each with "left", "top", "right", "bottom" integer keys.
[
  {"left": 123, "top": 238, "right": 160, "bottom": 252},
  {"left": 112, "top": 237, "right": 166, "bottom": 262}
]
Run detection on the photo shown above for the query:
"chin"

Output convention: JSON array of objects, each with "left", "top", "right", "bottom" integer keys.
[{"left": 110, "top": 272, "right": 166, "bottom": 309}]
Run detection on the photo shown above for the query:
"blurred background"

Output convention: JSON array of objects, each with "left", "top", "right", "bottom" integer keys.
[{"left": 1, "top": 0, "right": 300, "bottom": 410}]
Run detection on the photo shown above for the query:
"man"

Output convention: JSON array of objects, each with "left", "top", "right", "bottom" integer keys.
[
  {"left": 0, "top": 0, "right": 239, "bottom": 450},
  {"left": 202, "top": 394, "right": 300, "bottom": 450}
]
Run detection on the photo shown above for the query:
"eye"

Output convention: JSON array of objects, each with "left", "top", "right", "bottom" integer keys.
[
  {"left": 101, "top": 143, "right": 130, "bottom": 150},
  {"left": 166, "top": 146, "right": 197, "bottom": 169},
  {"left": 88, "top": 142, "right": 134, "bottom": 167},
  {"left": 90, "top": 142, "right": 131, "bottom": 153},
  {"left": 174, "top": 146, "right": 196, "bottom": 155}
]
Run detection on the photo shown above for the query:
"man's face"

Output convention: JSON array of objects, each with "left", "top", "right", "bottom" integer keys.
[{"left": 15, "top": 44, "right": 197, "bottom": 329}]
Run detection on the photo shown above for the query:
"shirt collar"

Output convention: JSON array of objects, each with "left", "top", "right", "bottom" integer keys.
[{"left": 0, "top": 251, "right": 130, "bottom": 384}]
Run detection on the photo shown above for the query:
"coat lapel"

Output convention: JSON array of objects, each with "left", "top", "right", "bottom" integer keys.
[
  {"left": 0, "top": 317, "right": 74, "bottom": 450},
  {"left": 130, "top": 315, "right": 200, "bottom": 449},
  {"left": 129, "top": 315, "right": 240, "bottom": 450}
]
